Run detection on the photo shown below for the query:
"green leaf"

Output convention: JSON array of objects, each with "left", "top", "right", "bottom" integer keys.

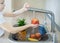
[{"left": 17, "top": 18, "right": 26, "bottom": 26}]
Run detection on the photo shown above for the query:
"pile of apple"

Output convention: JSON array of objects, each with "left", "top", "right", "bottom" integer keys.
[
  {"left": 30, "top": 33, "right": 41, "bottom": 41},
  {"left": 29, "top": 18, "right": 41, "bottom": 41},
  {"left": 28, "top": 18, "right": 48, "bottom": 41}
]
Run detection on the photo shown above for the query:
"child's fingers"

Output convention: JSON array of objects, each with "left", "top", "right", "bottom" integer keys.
[
  {"left": 31, "top": 24, "right": 39, "bottom": 28},
  {"left": 23, "top": 3, "right": 30, "bottom": 8}
]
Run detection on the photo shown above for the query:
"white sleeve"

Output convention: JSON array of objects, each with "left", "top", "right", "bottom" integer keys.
[
  {"left": 0, "top": 12, "right": 6, "bottom": 24},
  {"left": 0, "top": 16, "right": 6, "bottom": 24},
  {"left": 0, "top": 19, "right": 5, "bottom": 24}
]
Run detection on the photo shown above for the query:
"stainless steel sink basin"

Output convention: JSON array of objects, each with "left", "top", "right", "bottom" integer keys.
[{"left": 8, "top": 32, "right": 54, "bottom": 43}]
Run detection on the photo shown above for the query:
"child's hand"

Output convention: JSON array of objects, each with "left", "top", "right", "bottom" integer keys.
[
  {"left": 22, "top": 3, "right": 30, "bottom": 11},
  {"left": 31, "top": 24, "right": 39, "bottom": 28}
]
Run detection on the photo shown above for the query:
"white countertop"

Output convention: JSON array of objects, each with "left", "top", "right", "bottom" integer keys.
[{"left": 0, "top": 31, "right": 11, "bottom": 43}]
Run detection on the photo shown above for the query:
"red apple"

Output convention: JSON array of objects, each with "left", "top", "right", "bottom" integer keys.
[
  {"left": 30, "top": 34, "right": 36, "bottom": 39},
  {"left": 35, "top": 33, "right": 41, "bottom": 40},
  {"left": 31, "top": 18, "right": 39, "bottom": 24}
]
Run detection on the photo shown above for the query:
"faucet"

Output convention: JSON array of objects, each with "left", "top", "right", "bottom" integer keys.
[{"left": 28, "top": 7, "right": 55, "bottom": 33}]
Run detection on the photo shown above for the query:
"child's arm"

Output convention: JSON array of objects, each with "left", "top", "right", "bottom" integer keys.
[
  {"left": 3, "top": 3, "right": 30, "bottom": 17},
  {"left": 0, "top": 22, "right": 38, "bottom": 34}
]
